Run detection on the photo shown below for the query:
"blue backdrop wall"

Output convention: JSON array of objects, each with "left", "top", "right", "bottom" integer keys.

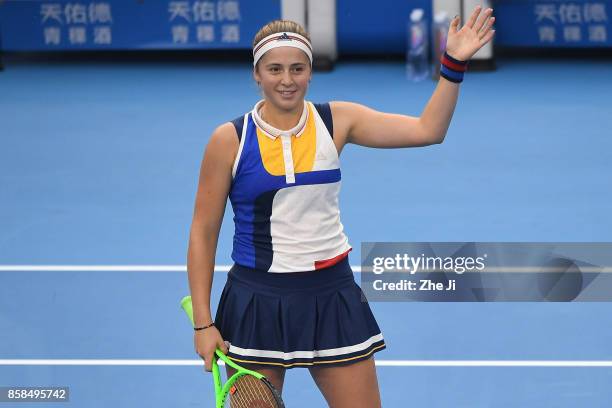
[{"left": 337, "top": 0, "right": 432, "bottom": 55}]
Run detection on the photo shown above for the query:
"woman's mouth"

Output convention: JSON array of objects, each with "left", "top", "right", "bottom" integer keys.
[{"left": 278, "top": 90, "right": 297, "bottom": 98}]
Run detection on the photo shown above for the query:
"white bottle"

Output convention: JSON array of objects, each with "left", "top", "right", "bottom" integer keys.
[
  {"left": 432, "top": 11, "right": 450, "bottom": 80},
  {"left": 406, "top": 8, "right": 429, "bottom": 81}
]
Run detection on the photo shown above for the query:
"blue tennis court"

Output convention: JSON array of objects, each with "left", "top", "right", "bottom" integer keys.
[{"left": 1, "top": 53, "right": 612, "bottom": 406}]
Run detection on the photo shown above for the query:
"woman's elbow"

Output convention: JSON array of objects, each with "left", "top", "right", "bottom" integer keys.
[
  {"left": 416, "top": 121, "right": 445, "bottom": 146},
  {"left": 434, "top": 135, "right": 446, "bottom": 145},
  {"left": 429, "top": 131, "right": 446, "bottom": 145}
]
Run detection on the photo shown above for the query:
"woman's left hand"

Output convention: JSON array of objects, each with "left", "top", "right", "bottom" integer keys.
[{"left": 445, "top": 6, "right": 496, "bottom": 62}]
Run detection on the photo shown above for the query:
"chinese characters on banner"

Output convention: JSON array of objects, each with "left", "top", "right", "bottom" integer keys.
[
  {"left": 167, "top": 0, "right": 241, "bottom": 44},
  {"left": 40, "top": 3, "right": 113, "bottom": 46},
  {"left": 535, "top": 2, "right": 608, "bottom": 44},
  {"left": 2, "top": 0, "right": 275, "bottom": 51}
]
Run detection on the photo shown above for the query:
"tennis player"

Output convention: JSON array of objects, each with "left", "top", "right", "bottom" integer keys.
[{"left": 187, "top": 7, "right": 495, "bottom": 407}]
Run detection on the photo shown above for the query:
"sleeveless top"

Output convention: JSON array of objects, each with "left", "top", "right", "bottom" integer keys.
[{"left": 228, "top": 100, "right": 352, "bottom": 273}]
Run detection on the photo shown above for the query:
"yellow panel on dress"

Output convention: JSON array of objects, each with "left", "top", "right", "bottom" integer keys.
[{"left": 256, "top": 104, "right": 316, "bottom": 177}]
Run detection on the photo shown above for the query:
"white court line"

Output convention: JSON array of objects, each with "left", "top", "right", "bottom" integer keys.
[
  {"left": 0, "top": 265, "right": 363, "bottom": 272},
  {"left": 1, "top": 360, "right": 612, "bottom": 367}
]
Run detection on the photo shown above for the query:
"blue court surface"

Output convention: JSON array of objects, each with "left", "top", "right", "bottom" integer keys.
[{"left": 1, "top": 57, "right": 612, "bottom": 407}]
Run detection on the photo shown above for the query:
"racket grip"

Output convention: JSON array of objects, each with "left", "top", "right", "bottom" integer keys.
[{"left": 180, "top": 295, "right": 195, "bottom": 326}]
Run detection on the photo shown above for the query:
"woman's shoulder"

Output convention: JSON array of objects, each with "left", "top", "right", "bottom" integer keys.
[
  {"left": 328, "top": 100, "right": 367, "bottom": 117},
  {"left": 211, "top": 109, "right": 249, "bottom": 144},
  {"left": 324, "top": 101, "right": 363, "bottom": 147},
  {"left": 206, "top": 121, "right": 240, "bottom": 166},
  {"left": 328, "top": 101, "right": 377, "bottom": 131}
]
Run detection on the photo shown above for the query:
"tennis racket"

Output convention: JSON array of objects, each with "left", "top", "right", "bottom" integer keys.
[{"left": 180, "top": 295, "right": 285, "bottom": 408}]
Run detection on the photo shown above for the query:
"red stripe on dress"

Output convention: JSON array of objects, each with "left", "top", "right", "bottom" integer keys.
[
  {"left": 441, "top": 55, "right": 468, "bottom": 72},
  {"left": 314, "top": 248, "right": 353, "bottom": 270}
]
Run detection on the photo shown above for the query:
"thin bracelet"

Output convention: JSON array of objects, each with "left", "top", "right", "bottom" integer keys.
[{"left": 194, "top": 322, "right": 215, "bottom": 331}]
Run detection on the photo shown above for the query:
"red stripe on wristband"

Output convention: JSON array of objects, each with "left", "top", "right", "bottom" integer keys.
[{"left": 441, "top": 54, "right": 468, "bottom": 72}]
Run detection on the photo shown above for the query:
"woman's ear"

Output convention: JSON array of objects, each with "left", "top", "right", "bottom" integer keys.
[{"left": 253, "top": 67, "right": 261, "bottom": 86}]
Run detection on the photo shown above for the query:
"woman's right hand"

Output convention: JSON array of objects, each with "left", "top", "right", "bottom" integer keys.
[{"left": 194, "top": 326, "right": 229, "bottom": 372}]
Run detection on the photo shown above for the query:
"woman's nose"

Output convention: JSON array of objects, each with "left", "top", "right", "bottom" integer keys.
[{"left": 281, "top": 71, "right": 293, "bottom": 85}]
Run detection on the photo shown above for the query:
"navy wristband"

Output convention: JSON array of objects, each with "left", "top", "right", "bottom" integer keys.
[{"left": 440, "top": 52, "right": 468, "bottom": 83}]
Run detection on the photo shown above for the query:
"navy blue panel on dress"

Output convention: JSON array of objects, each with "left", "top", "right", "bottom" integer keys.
[
  {"left": 252, "top": 189, "right": 279, "bottom": 271},
  {"left": 230, "top": 115, "right": 244, "bottom": 142},
  {"left": 313, "top": 102, "right": 334, "bottom": 139}
]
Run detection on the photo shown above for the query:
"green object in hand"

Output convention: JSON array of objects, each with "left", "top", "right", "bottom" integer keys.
[{"left": 180, "top": 295, "right": 285, "bottom": 408}]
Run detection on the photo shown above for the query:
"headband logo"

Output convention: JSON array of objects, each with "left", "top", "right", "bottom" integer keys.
[{"left": 278, "top": 33, "right": 291, "bottom": 41}]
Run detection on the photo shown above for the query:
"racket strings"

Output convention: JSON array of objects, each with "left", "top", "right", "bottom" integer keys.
[{"left": 228, "top": 375, "right": 280, "bottom": 408}]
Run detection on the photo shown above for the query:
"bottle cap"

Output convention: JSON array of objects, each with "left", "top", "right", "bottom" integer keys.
[
  {"left": 410, "top": 8, "right": 424, "bottom": 22},
  {"left": 434, "top": 11, "right": 448, "bottom": 23}
]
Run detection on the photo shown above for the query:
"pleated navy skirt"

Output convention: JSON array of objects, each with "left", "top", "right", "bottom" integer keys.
[{"left": 214, "top": 257, "right": 386, "bottom": 368}]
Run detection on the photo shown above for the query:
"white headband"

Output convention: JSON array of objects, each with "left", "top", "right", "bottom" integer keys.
[{"left": 253, "top": 32, "right": 313, "bottom": 67}]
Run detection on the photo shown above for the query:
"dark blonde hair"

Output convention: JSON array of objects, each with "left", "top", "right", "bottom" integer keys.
[{"left": 252, "top": 20, "right": 311, "bottom": 49}]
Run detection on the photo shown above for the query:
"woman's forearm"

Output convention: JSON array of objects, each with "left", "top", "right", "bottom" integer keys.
[
  {"left": 418, "top": 4, "right": 495, "bottom": 144},
  {"left": 187, "top": 230, "right": 219, "bottom": 326},
  {"left": 420, "top": 77, "right": 460, "bottom": 144}
]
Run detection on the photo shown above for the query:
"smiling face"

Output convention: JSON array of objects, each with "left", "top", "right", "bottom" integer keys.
[{"left": 253, "top": 46, "right": 312, "bottom": 113}]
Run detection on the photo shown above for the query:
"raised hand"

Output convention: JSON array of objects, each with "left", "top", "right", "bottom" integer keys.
[{"left": 445, "top": 6, "right": 496, "bottom": 62}]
